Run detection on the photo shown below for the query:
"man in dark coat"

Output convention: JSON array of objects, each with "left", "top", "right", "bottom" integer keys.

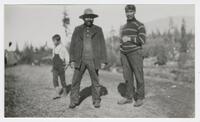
[
  {"left": 117, "top": 5, "right": 146, "bottom": 107},
  {"left": 69, "top": 8, "right": 107, "bottom": 108}
]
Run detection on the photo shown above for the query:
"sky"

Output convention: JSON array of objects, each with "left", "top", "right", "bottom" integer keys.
[{"left": 4, "top": 4, "right": 194, "bottom": 50}]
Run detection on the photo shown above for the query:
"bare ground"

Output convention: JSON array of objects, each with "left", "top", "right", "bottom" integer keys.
[{"left": 5, "top": 65, "right": 194, "bottom": 118}]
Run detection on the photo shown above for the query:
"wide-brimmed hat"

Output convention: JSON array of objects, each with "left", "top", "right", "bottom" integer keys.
[{"left": 79, "top": 8, "right": 98, "bottom": 19}]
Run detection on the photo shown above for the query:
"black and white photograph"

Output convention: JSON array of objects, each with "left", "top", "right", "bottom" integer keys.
[{"left": 1, "top": 0, "right": 200, "bottom": 120}]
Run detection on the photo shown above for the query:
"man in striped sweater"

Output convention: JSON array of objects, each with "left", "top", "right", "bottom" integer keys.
[{"left": 118, "top": 4, "right": 146, "bottom": 107}]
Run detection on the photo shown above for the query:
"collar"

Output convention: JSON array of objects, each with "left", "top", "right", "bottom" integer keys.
[
  {"left": 54, "top": 43, "right": 62, "bottom": 49},
  {"left": 79, "top": 24, "right": 97, "bottom": 39}
]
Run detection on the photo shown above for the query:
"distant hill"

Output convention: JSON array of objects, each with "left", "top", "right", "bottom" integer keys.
[{"left": 144, "top": 16, "right": 195, "bottom": 34}]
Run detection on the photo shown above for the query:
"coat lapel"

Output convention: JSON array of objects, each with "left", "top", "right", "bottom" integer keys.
[
  {"left": 90, "top": 25, "right": 97, "bottom": 39},
  {"left": 78, "top": 24, "right": 85, "bottom": 40}
]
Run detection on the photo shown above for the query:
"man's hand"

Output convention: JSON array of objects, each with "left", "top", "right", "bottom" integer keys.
[
  {"left": 70, "top": 62, "right": 75, "bottom": 69},
  {"left": 101, "top": 63, "right": 106, "bottom": 69},
  {"left": 122, "top": 36, "right": 131, "bottom": 43}
]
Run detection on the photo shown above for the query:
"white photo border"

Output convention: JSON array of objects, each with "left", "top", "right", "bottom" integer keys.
[{"left": 0, "top": 0, "right": 199, "bottom": 122}]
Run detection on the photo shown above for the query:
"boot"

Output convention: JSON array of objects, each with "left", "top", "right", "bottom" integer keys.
[
  {"left": 134, "top": 99, "right": 144, "bottom": 107},
  {"left": 93, "top": 101, "right": 101, "bottom": 108},
  {"left": 53, "top": 87, "right": 61, "bottom": 100},
  {"left": 69, "top": 103, "right": 78, "bottom": 109},
  {"left": 117, "top": 98, "right": 133, "bottom": 105}
]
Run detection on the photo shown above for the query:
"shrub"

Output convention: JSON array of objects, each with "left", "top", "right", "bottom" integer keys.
[
  {"left": 20, "top": 45, "right": 34, "bottom": 64},
  {"left": 155, "top": 45, "right": 168, "bottom": 65}
]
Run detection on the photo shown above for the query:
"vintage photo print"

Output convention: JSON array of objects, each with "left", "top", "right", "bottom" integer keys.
[{"left": 1, "top": 0, "right": 199, "bottom": 120}]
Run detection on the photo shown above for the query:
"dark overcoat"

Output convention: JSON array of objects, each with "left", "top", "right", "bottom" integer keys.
[{"left": 69, "top": 24, "right": 107, "bottom": 69}]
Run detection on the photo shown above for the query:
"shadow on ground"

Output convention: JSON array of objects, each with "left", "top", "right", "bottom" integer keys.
[
  {"left": 60, "top": 84, "right": 108, "bottom": 105},
  {"left": 117, "top": 82, "right": 137, "bottom": 101},
  {"left": 78, "top": 85, "right": 108, "bottom": 105}
]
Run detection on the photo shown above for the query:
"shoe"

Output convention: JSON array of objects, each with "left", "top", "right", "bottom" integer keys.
[
  {"left": 69, "top": 103, "right": 77, "bottom": 109},
  {"left": 93, "top": 102, "right": 100, "bottom": 108},
  {"left": 134, "top": 99, "right": 143, "bottom": 107},
  {"left": 53, "top": 94, "right": 61, "bottom": 100},
  {"left": 53, "top": 88, "right": 61, "bottom": 100},
  {"left": 117, "top": 98, "right": 133, "bottom": 105}
]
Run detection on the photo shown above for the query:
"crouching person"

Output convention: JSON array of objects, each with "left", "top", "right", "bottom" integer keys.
[{"left": 52, "top": 34, "right": 69, "bottom": 99}]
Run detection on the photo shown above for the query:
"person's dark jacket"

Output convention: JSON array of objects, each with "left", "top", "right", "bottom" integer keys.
[{"left": 69, "top": 24, "right": 107, "bottom": 69}]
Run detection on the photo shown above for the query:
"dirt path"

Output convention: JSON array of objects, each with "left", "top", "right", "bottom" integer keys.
[{"left": 5, "top": 65, "right": 194, "bottom": 117}]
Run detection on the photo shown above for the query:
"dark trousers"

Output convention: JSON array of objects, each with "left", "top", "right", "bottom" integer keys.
[
  {"left": 121, "top": 49, "right": 145, "bottom": 100},
  {"left": 52, "top": 68, "right": 67, "bottom": 88},
  {"left": 70, "top": 59, "right": 101, "bottom": 104}
]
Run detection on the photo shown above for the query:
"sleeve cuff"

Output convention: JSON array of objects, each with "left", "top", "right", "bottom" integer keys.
[{"left": 131, "top": 37, "right": 137, "bottom": 43}]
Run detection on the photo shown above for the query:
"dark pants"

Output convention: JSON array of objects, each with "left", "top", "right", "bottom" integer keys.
[
  {"left": 52, "top": 68, "right": 66, "bottom": 88},
  {"left": 52, "top": 54, "right": 67, "bottom": 88},
  {"left": 121, "top": 49, "right": 145, "bottom": 100},
  {"left": 70, "top": 59, "right": 101, "bottom": 104}
]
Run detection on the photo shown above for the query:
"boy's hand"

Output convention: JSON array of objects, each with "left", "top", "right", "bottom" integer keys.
[
  {"left": 122, "top": 36, "right": 131, "bottom": 43},
  {"left": 70, "top": 62, "right": 75, "bottom": 69}
]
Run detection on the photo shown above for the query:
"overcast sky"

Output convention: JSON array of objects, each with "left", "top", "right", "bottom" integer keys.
[{"left": 4, "top": 4, "right": 194, "bottom": 50}]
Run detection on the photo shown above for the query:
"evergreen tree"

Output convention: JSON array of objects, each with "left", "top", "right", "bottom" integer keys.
[
  {"left": 15, "top": 42, "right": 20, "bottom": 55},
  {"left": 180, "top": 18, "right": 187, "bottom": 53}
]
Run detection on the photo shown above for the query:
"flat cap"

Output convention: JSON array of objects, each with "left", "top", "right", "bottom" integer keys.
[{"left": 125, "top": 4, "right": 136, "bottom": 12}]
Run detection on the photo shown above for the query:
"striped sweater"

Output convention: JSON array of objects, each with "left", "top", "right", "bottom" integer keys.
[{"left": 120, "top": 18, "right": 146, "bottom": 54}]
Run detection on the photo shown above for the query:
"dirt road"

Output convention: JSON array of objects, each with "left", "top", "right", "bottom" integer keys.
[{"left": 5, "top": 65, "right": 194, "bottom": 117}]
